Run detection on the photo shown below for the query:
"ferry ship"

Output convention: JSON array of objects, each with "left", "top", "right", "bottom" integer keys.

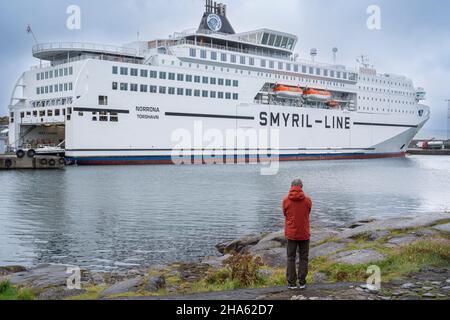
[{"left": 7, "top": 1, "right": 430, "bottom": 165}]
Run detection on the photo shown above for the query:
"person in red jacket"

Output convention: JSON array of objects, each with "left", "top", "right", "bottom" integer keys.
[{"left": 282, "top": 179, "right": 313, "bottom": 290}]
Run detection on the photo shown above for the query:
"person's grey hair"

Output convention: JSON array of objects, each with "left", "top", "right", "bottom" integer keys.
[{"left": 291, "top": 179, "right": 303, "bottom": 188}]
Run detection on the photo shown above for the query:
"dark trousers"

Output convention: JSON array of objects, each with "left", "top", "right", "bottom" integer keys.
[{"left": 287, "top": 240, "right": 310, "bottom": 286}]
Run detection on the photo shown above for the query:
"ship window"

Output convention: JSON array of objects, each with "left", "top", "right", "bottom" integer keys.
[
  {"left": 218, "top": 92, "right": 224, "bottom": 99},
  {"left": 64, "top": 68, "right": 68, "bottom": 76},
  {"left": 233, "top": 80, "right": 239, "bottom": 87},
  {"left": 218, "top": 78, "right": 224, "bottom": 86},
  {"left": 309, "top": 67, "right": 314, "bottom": 74},
  {"left": 112, "top": 82, "right": 118, "bottom": 90},
  {"left": 69, "top": 67, "right": 73, "bottom": 75},
  {"left": 194, "top": 90, "right": 200, "bottom": 97},
  {"left": 69, "top": 83, "right": 73, "bottom": 91},
  {"left": 202, "top": 90, "right": 208, "bottom": 98},
  {"left": 159, "top": 72, "right": 166, "bottom": 79},
  {"left": 92, "top": 116, "right": 97, "bottom": 121},
  {"left": 168, "top": 87, "right": 175, "bottom": 95},
  {"left": 225, "top": 93, "right": 231, "bottom": 100},
  {"left": 278, "top": 62, "right": 283, "bottom": 70},
  {"left": 261, "top": 33, "right": 269, "bottom": 45},
  {"left": 177, "top": 88, "right": 184, "bottom": 95},
  {"left": 150, "top": 71, "right": 157, "bottom": 78},
  {"left": 112, "top": 66, "right": 118, "bottom": 74},
  {"left": 37, "top": 88, "right": 40, "bottom": 95},
  {"left": 20, "top": 112, "right": 25, "bottom": 118},
  {"left": 269, "top": 61, "right": 274, "bottom": 69},
  {"left": 337, "top": 71, "right": 341, "bottom": 78},
  {"left": 159, "top": 86, "right": 166, "bottom": 94},
  {"left": 49, "top": 71, "right": 53, "bottom": 79},
  {"left": 33, "top": 111, "right": 38, "bottom": 117},
  {"left": 274, "top": 35, "right": 282, "bottom": 47},
  {"left": 186, "top": 89, "right": 192, "bottom": 96},
  {"left": 140, "top": 84, "right": 148, "bottom": 92},
  {"left": 200, "top": 50, "right": 207, "bottom": 59},
  {"left": 343, "top": 72, "right": 347, "bottom": 79},
  {"left": 261, "top": 59, "right": 266, "bottom": 67},
  {"left": 210, "top": 91, "right": 216, "bottom": 98},
  {"left": 55, "top": 109, "right": 60, "bottom": 116},
  {"left": 37, "top": 73, "right": 40, "bottom": 81},
  {"left": 225, "top": 79, "right": 231, "bottom": 86},
  {"left": 186, "top": 75, "right": 192, "bottom": 82},
  {"left": 190, "top": 48, "right": 196, "bottom": 57},
  {"left": 316, "top": 68, "right": 321, "bottom": 75},
  {"left": 240, "top": 56, "right": 246, "bottom": 64},
  {"left": 99, "top": 116, "right": 108, "bottom": 122},
  {"left": 120, "top": 67, "right": 128, "bottom": 75},
  {"left": 110, "top": 116, "right": 118, "bottom": 122},
  {"left": 330, "top": 70, "right": 335, "bottom": 77},
  {"left": 231, "top": 55, "right": 236, "bottom": 63},
  {"left": 286, "top": 64, "right": 291, "bottom": 71},
  {"left": 177, "top": 74, "right": 184, "bottom": 81},
  {"left": 45, "top": 71, "right": 49, "bottom": 79},
  {"left": 150, "top": 85, "right": 157, "bottom": 93},
  {"left": 210, "top": 77, "right": 216, "bottom": 85},
  {"left": 268, "top": 34, "right": 276, "bottom": 46},
  {"left": 49, "top": 86, "right": 53, "bottom": 93},
  {"left": 233, "top": 93, "right": 239, "bottom": 100},
  {"left": 221, "top": 53, "right": 227, "bottom": 62},
  {"left": 202, "top": 77, "right": 208, "bottom": 84},
  {"left": 211, "top": 52, "right": 217, "bottom": 60},
  {"left": 120, "top": 83, "right": 128, "bottom": 91},
  {"left": 39, "top": 110, "right": 45, "bottom": 117},
  {"left": 140, "top": 70, "right": 148, "bottom": 77},
  {"left": 168, "top": 73, "right": 175, "bottom": 80},
  {"left": 249, "top": 57, "right": 255, "bottom": 66},
  {"left": 294, "top": 64, "right": 298, "bottom": 72},
  {"left": 194, "top": 76, "right": 201, "bottom": 83},
  {"left": 78, "top": 112, "right": 83, "bottom": 117},
  {"left": 130, "top": 84, "right": 138, "bottom": 92}
]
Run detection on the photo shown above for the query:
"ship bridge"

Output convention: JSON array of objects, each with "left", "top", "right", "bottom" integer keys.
[{"left": 32, "top": 42, "right": 144, "bottom": 63}]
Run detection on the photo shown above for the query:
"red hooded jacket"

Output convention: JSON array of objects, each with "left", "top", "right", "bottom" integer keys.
[{"left": 282, "top": 186, "right": 312, "bottom": 241}]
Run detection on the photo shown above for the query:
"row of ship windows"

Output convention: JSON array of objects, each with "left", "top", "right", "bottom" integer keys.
[
  {"left": 112, "top": 66, "right": 239, "bottom": 87},
  {"left": 358, "top": 106, "right": 415, "bottom": 115},
  {"left": 112, "top": 82, "right": 239, "bottom": 100},
  {"left": 31, "top": 97, "right": 73, "bottom": 108},
  {"left": 359, "top": 86, "right": 414, "bottom": 97},
  {"left": 17, "top": 108, "right": 118, "bottom": 123},
  {"left": 360, "top": 77, "right": 412, "bottom": 88},
  {"left": 358, "top": 96, "right": 415, "bottom": 105},
  {"left": 190, "top": 48, "right": 357, "bottom": 81},
  {"left": 36, "top": 83, "right": 73, "bottom": 95},
  {"left": 36, "top": 67, "right": 73, "bottom": 81}
]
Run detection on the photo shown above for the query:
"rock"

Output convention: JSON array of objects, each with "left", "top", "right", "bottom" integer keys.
[
  {"left": 422, "top": 292, "right": 436, "bottom": 298},
  {"left": 351, "top": 230, "right": 390, "bottom": 241},
  {"left": 391, "top": 291, "right": 406, "bottom": 297},
  {"left": 441, "top": 286, "right": 450, "bottom": 291},
  {"left": 331, "top": 249, "right": 387, "bottom": 265},
  {"left": 258, "top": 231, "right": 287, "bottom": 246},
  {"left": 446, "top": 279, "right": 450, "bottom": 284},
  {"left": 145, "top": 275, "right": 166, "bottom": 292},
  {"left": 256, "top": 248, "right": 287, "bottom": 268},
  {"left": 386, "top": 235, "right": 419, "bottom": 247},
  {"left": 8, "top": 264, "right": 73, "bottom": 290},
  {"left": 401, "top": 283, "right": 416, "bottom": 289},
  {"left": 38, "top": 287, "right": 86, "bottom": 300},
  {"left": 344, "top": 219, "right": 377, "bottom": 229},
  {"left": 100, "top": 277, "right": 144, "bottom": 297},
  {"left": 431, "top": 281, "right": 442, "bottom": 286},
  {"left": 413, "top": 229, "right": 438, "bottom": 237},
  {"left": 312, "top": 272, "right": 328, "bottom": 284},
  {"left": 310, "top": 242, "right": 347, "bottom": 259},
  {"left": 291, "top": 295, "right": 307, "bottom": 300},
  {"left": 248, "top": 241, "right": 282, "bottom": 255},
  {"left": 432, "top": 222, "right": 450, "bottom": 233},
  {"left": 379, "top": 296, "right": 391, "bottom": 300},
  {"left": 216, "top": 234, "right": 264, "bottom": 254},
  {"left": 422, "top": 287, "right": 434, "bottom": 291},
  {"left": 310, "top": 229, "right": 340, "bottom": 245},
  {"left": 201, "top": 254, "right": 231, "bottom": 269},
  {"left": 0, "top": 266, "right": 27, "bottom": 276},
  {"left": 337, "top": 213, "right": 450, "bottom": 240}
]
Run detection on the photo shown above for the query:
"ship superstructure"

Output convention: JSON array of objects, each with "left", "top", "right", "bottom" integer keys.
[{"left": 7, "top": 1, "right": 430, "bottom": 164}]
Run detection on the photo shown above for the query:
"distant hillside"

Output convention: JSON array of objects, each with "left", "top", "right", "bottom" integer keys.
[{"left": 0, "top": 116, "right": 8, "bottom": 125}]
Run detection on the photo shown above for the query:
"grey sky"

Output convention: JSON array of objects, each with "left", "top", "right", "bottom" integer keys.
[{"left": 0, "top": 0, "right": 449, "bottom": 132}]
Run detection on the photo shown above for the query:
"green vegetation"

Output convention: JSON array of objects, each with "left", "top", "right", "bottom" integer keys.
[{"left": 0, "top": 280, "right": 34, "bottom": 300}]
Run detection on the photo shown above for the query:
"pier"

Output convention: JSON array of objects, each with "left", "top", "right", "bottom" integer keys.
[{"left": 0, "top": 154, "right": 65, "bottom": 170}]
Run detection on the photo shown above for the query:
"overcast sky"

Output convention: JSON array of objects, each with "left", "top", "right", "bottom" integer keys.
[{"left": 0, "top": 0, "right": 449, "bottom": 132}]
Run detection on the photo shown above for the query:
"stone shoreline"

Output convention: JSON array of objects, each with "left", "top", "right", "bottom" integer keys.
[{"left": 1, "top": 212, "right": 449, "bottom": 300}]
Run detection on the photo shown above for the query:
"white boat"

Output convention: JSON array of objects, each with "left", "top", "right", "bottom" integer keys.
[{"left": 7, "top": 0, "right": 430, "bottom": 165}]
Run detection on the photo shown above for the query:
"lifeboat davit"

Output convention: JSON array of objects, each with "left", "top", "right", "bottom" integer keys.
[
  {"left": 273, "top": 85, "right": 304, "bottom": 99},
  {"left": 303, "top": 88, "right": 332, "bottom": 101},
  {"left": 326, "top": 100, "right": 340, "bottom": 108}
]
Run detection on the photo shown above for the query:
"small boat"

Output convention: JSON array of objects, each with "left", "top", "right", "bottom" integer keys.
[
  {"left": 273, "top": 85, "right": 304, "bottom": 99},
  {"left": 303, "top": 88, "right": 332, "bottom": 101}
]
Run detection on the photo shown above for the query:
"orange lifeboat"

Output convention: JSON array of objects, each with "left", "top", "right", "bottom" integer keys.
[
  {"left": 303, "top": 88, "right": 332, "bottom": 101},
  {"left": 326, "top": 100, "right": 340, "bottom": 108},
  {"left": 273, "top": 85, "right": 304, "bottom": 99}
]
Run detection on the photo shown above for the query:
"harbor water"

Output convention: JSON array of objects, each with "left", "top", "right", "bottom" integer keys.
[{"left": 1, "top": 155, "right": 449, "bottom": 271}]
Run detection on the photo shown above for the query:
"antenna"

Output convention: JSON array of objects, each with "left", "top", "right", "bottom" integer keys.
[
  {"left": 310, "top": 48, "right": 317, "bottom": 63},
  {"left": 332, "top": 47, "right": 338, "bottom": 64},
  {"left": 357, "top": 55, "right": 370, "bottom": 68}
]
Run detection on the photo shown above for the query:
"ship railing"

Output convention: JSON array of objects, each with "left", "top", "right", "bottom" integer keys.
[{"left": 33, "top": 42, "right": 139, "bottom": 57}]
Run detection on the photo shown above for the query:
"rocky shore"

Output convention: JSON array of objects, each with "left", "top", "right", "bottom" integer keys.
[{"left": 1, "top": 212, "right": 449, "bottom": 300}]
